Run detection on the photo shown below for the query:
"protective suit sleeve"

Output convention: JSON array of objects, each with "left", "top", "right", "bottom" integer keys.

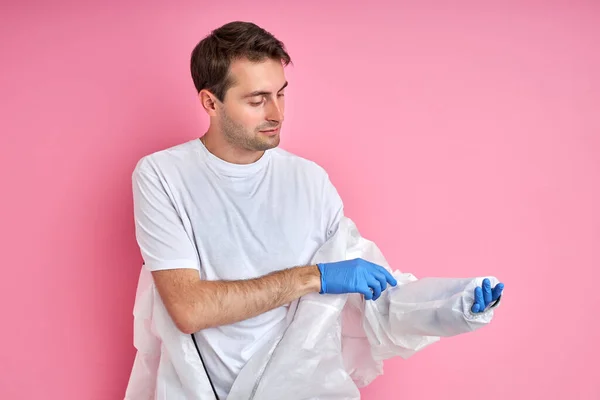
[
  {"left": 360, "top": 273, "right": 501, "bottom": 361},
  {"left": 340, "top": 218, "right": 501, "bottom": 386},
  {"left": 132, "top": 157, "right": 200, "bottom": 272}
]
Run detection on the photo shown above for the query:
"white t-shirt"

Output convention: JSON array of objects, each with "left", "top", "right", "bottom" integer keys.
[{"left": 131, "top": 138, "right": 344, "bottom": 398}]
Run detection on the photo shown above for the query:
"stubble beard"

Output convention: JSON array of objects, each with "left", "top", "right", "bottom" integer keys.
[{"left": 220, "top": 110, "right": 280, "bottom": 152}]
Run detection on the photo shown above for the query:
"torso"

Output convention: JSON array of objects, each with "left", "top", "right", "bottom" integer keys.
[{"left": 143, "top": 139, "right": 340, "bottom": 398}]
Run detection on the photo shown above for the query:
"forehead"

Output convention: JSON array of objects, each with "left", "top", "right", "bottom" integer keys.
[{"left": 228, "top": 58, "right": 286, "bottom": 93}]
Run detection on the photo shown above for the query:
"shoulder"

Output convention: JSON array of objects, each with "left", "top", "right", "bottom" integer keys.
[{"left": 133, "top": 139, "right": 200, "bottom": 178}]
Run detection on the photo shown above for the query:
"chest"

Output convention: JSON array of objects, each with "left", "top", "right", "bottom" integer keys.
[{"left": 176, "top": 168, "right": 325, "bottom": 281}]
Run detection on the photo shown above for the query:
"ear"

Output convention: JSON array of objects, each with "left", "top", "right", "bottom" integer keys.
[{"left": 199, "top": 89, "right": 219, "bottom": 117}]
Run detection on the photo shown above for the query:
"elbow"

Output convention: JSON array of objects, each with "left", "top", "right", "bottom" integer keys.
[
  {"left": 175, "top": 319, "right": 197, "bottom": 335},
  {"left": 172, "top": 307, "right": 209, "bottom": 334}
]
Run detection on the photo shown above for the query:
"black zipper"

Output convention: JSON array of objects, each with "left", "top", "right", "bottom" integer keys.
[
  {"left": 142, "top": 262, "right": 219, "bottom": 399},
  {"left": 191, "top": 333, "right": 220, "bottom": 399}
]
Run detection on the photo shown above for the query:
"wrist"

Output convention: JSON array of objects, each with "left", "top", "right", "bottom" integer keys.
[{"left": 297, "top": 265, "right": 322, "bottom": 294}]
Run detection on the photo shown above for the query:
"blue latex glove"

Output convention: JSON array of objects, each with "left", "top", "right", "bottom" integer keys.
[
  {"left": 317, "top": 258, "right": 397, "bottom": 301},
  {"left": 471, "top": 278, "right": 504, "bottom": 313}
]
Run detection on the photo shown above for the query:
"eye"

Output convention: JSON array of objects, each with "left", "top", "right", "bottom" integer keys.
[
  {"left": 277, "top": 92, "right": 285, "bottom": 98},
  {"left": 249, "top": 96, "right": 265, "bottom": 106}
]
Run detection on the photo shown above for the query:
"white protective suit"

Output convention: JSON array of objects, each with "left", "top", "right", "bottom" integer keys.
[{"left": 125, "top": 216, "right": 501, "bottom": 400}]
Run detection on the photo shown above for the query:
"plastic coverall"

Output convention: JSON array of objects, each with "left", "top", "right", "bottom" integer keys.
[{"left": 125, "top": 216, "right": 501, "bottom": 400}]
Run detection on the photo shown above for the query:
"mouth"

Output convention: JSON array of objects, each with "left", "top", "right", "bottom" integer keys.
[{"left": 259, "top": 127, "right": 280, "bottom": 136}]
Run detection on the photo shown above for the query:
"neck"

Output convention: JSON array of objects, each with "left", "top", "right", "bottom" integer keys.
[{"left": 201, "top": 127, "right": 264, "bottom": 165}]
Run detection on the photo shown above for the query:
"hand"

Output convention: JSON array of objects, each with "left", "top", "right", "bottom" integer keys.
[
  {"left": 471, "top": 278, "right": 504, "bottom": 313},
  {"left": 316, "top": 258, "right": 397, "bottom": 301}
]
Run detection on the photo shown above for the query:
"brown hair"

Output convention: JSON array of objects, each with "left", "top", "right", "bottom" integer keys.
[{"left": 190, "top": 21, "right": 292, "bottom": 102}]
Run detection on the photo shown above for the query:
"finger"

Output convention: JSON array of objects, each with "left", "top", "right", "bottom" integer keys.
[
  {"left": 492, "top": 283, "right": 504, "bottom": 301},
  {"left": 473, "top": 286, "right": 484, "bottom": 312},
  {"left": 482, "top": 278, "right": 492, "bottom": 306},
  {"left": 372, "top": 271, "right": 388, "bottom": 293},
  {"left": 372, "top": 264, "right": 397, "bottom": 286},
  {"left": 471, "top": 302, "right": 481, "bottom": 313},
  {"left": 366, "top": 276, "right": 382, "bottom": 301},
  {"left": 358, "top": 283, "right": 374, "bottom": 300}
]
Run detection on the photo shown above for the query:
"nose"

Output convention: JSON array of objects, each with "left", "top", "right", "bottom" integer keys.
[{"left": 266, "top": 98, "right": 284, "bottom": 123}]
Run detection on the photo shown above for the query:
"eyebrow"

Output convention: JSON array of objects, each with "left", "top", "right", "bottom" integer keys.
[{"left": 243, "top": 81, "right": 288, "bottom": 98}]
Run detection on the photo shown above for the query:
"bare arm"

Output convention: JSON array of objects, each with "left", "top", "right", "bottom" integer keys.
[{"left": 152, "top": 265, "right": 322, "bottom": 334}]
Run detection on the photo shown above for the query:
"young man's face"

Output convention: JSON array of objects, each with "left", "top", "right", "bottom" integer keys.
[{"left": 216, "top": 57, "right": 287, "bottom": 152}]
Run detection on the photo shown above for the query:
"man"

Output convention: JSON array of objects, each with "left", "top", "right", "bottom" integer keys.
[{"left": 131, "top": 21, "right": 504, "bottom": 399}]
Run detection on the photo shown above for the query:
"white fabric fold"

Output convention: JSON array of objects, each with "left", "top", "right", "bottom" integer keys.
[{"left": 125, "top": 216, "right": 499, "bottom": 400}]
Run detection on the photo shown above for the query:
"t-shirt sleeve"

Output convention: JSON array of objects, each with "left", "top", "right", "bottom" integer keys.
[
  {"left": 321, "top": 172, "right": 344, "bottom": 241},
  {"left": 132, "top": 158, "right": 200, "bottom": 272}
]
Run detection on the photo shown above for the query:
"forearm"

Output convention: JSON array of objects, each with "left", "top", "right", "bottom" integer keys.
[{"left": 177, "top": 265, "right": 321, "bottom": 333}]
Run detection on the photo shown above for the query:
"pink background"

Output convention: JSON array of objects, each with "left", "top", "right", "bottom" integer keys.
[{"left": 1, "top": 1, "right": 599, "bottom": 399}]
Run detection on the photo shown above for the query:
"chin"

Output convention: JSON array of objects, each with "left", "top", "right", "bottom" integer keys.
[{"left": 260, "top": 133, "right": 280, "bottom": 149}]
